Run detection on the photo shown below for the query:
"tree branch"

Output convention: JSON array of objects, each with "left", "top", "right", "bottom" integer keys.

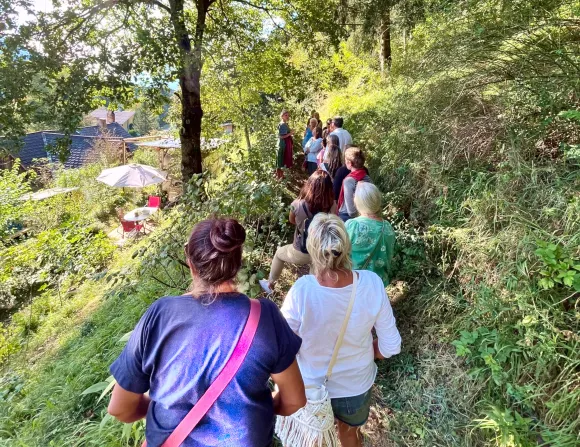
[
  {"left": 148, "top": 0, "right": 171, "bottom": 14},
  {"left": 231, "top": 0, "right": 284, "bottom": 12}
]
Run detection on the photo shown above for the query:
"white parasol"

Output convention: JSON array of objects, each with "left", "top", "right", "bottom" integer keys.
[{"left": 96, "top": 164, "right": 166, "bottom": 188}]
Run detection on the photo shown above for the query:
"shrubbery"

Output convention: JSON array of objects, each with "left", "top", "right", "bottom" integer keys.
[{"left": 317, "top": 1, "right": 579, "bottom": 443}]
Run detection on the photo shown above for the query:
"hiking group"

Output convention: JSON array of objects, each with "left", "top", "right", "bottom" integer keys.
[{"left": 107, "top": 110, "right": 401, "bottom": 447}]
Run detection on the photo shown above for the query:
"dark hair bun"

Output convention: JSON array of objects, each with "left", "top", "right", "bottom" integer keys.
[{"left": 209, "top": 219, "right": 246, "bottom": 254}]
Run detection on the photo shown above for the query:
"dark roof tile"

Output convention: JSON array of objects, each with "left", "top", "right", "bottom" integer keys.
[
  {"left": 76, "top": 122, "right": 132, "bottom": 139},
  {"left": 18, "top": 132, "right": 48, "bottom": 166},
  {"left": 16, "top": 127, "right": 129, "bottom": 169}
]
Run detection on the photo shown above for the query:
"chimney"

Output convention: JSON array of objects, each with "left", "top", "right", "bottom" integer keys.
[
  {"left": 98, "top": 118, "right": 107, "bottom": 128},
  {"left": 106, "top": 110, "right": 115, "bottom": 124}
]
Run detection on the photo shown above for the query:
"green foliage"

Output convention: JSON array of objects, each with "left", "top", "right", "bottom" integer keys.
[
  {"left": 0, "top": 0, "right": 36, "bottom": 145},
  {"left": 476, "top": 407, "right": 535, "bottom": 447},
  {"left": 317, "top": 1, "right": 580, "bottom": 444},
  {"left": 0, "top": 226, "right": 115, "bottom": 340},
  {"left": 0, "top": 161, "right": 34, "bottom": 239},
  {"left": 535, "top": 241, "right": 580, "bottom": 291}
]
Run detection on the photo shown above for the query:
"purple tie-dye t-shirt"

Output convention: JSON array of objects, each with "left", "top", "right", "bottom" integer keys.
[{"left": 110, "top": 294, "right": 301, "bottom": 447}]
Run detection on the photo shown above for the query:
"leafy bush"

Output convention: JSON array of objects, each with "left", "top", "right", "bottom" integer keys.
[{"left": 0, "top": 161, "right": 34, "bottom": 240}]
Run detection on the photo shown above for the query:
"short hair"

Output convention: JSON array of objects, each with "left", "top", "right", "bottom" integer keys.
[
  {"left": 309, "top": 118, "right": 318, "bottom": 127},
  {"left": 345, "top": 146, "right": 365, "bottom": 169},
  {"left": 354, "top": 182, "right": 382, "bottom": 215},
  {"left": 306, "top": 213, "right": 352, "bottom": 277},
  {"left": 280, "top": 110, "right": 288, "bottom": 119},
  {"left": 332, "top": 116, "right": 344, "bottom": 128}
]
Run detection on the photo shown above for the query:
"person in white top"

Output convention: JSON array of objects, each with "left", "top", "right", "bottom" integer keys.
[
  {"left": 329, "top": 116, "right": 353, "bottom": 152},
  {"left": 281, "top": 213, "right": 401, "bottom": 447},
  {"left": 304, "top": 126, "right": 323, "bottom": 175}
]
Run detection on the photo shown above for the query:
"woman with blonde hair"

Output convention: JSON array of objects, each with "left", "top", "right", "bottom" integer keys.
[
  {"left": 346, "top": 182, "right": 396, "bottom": 286},
  {"left": 281, "top": 213, "right": 401, "bottom": 447}
]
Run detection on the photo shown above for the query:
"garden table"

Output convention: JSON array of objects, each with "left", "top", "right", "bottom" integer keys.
[{"left": 123, "top": 207, "right": 158, "bottom": 233}]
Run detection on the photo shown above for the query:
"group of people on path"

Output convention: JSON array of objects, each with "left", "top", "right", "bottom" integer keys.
[
  {"left": 106, "top": 111, "right": 401, "bottom": 447},
  {"left": 277, "top": 110, "right": 353, "bottom": 178},
  {"left": 267, "top": 110, "right": 396, "bottom": 290}
]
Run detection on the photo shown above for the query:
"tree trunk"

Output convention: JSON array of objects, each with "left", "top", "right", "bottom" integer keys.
[
  {"left": 180, "top": 73, "right": 203, "bottom": 183},
  {"left": 379, "top": 9, "right": 392, "bottom": 73},
  {"left": 244, "top": 125, "right": 251, "bottom": 151},
  {"left": 169, "top": 0, "right": 210, "bottom": 183},
  {"left": 236, "top": 85, "right": 251, "bottom": 151}
]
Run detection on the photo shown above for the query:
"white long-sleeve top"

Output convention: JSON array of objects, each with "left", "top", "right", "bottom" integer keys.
[
  {"left": 281, "top": 270, "right": 401, "bottom": 398},
  {"left": 304, "top": 137, "right": 323, "bottom": 163}
]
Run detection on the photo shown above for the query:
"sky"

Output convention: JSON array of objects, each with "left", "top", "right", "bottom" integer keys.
[{"left": 16, "top": 0, "right": 53, "bottom": 25}]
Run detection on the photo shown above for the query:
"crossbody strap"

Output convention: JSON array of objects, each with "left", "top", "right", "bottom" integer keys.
[
  {"left": 324, "top": 272, "right": 358, "bottom": 382},
  {"left": 362, "top": 220, "right": 386, "bottom": 270},
  {"left": 143, "top": 299, "right": 262, "bottom": 447},
  {"left": 301, "top": 201, "right": 312, "bottom": 219}
]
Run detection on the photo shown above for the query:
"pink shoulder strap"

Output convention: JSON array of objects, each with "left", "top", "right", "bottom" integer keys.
[{"left": 143, "top": 299, "right": 262, "bottom": 447}]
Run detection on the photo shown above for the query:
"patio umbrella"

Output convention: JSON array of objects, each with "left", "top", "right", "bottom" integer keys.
[{"left": 96, "top": 164, "right": 166, "bottom": 188}]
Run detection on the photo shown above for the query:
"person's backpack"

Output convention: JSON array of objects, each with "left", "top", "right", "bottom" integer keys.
[{"left": 298, "top": 202, "right": 314, "bottom": 254}]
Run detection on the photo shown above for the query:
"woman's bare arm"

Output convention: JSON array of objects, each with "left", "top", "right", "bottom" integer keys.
[
  {"left": 271, "top": 360, "right": 306, "bottom": 416},
  {"left": 108, "top": 383, "right": 151, "bottom": 423},
  {"left": 289, "top": 210, "right": 297, "bottom": 225}
]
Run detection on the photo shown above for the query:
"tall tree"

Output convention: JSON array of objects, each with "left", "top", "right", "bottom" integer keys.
[
  {"left": 4, "top": 0, "right": 340, "bottom": 182},
  {"left": 379, "top": 7, "right": 392, "bottom": 72}
]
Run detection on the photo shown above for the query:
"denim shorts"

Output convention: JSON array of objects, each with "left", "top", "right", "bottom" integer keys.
[{"left": 331, "top": 388, "right": 372, "bottom": 427}]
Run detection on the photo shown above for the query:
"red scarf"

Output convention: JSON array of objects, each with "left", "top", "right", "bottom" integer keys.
[{"left": 337, "top": 169, "right": 367, "bottom": 211}]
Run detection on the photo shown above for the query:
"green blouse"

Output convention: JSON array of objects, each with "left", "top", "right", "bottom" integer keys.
[{"left": 346, "top": 216, "right": 396, "bottom": 286}]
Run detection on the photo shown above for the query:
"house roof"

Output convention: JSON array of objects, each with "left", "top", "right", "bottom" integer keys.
[
  {"left": 89, "top": 107, "right": 135, "bottom": 126},
  {"left": 43, "top": 133, "right": 116, "bottom": 169},
  {"left": 77, "top": 122, "right": 132, "bottom": 139},
  {"left": 13, "top": 123, "right": 133, "bottom": 169},
  {"left": 18, "top": 132, "right": 48, "bottom": 166}
]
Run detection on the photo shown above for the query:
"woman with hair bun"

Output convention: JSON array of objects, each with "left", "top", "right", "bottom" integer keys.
[
  {"left": 281, "top": 213, "right": 401, "bottom": 447},
  {"left": 108, "top": 218, "right": 306, "bottom": 446}
]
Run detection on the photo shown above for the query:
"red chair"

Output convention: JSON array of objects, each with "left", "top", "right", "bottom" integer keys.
[
  {"left": 147, "top": 196, "right": 161, "bottom": 208},
  {"left": 120, "top": 219, "right": 143, "bottom": 238}
]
